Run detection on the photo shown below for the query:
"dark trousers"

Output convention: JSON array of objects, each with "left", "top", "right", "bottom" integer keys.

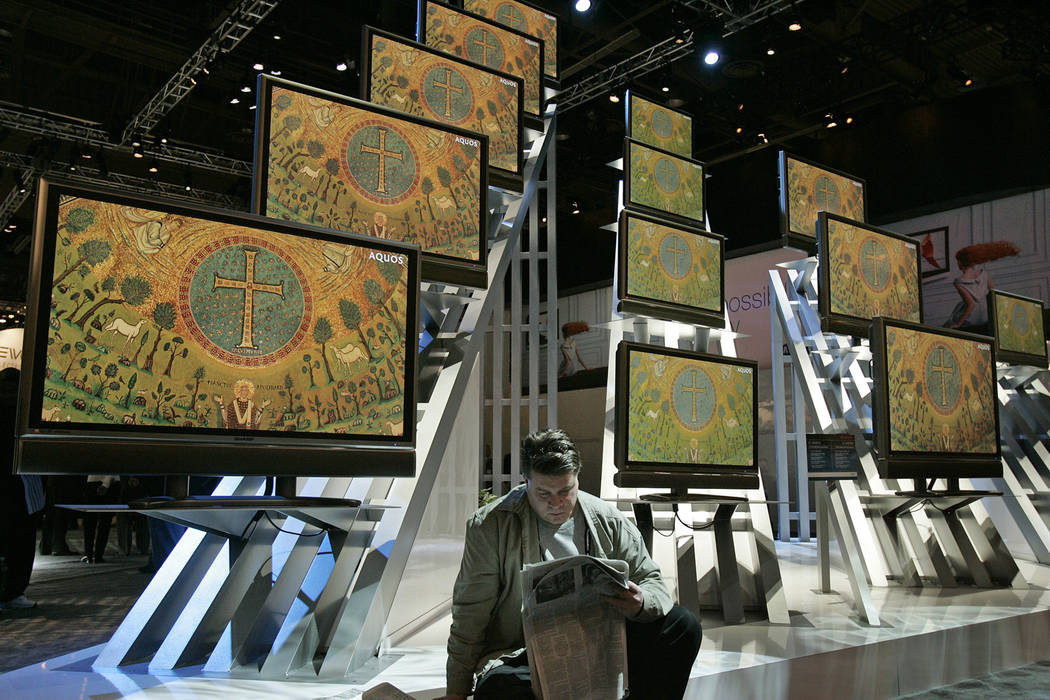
[
  {"left": 1, "top": 477, "right": 39, "bottom": 602},
  {"left": 474, "top": 605, "right": 702, "bottom": 700}
]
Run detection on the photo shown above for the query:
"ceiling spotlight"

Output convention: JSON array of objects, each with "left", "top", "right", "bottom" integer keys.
[
  {"left": 735, "top": 126, "right": 743, "bottom": 134},
  {"left": 241, "top": 85, "right": 252, "bottom": 93},
  {"left": 336, "top": 60, "right": 348, "bottom": 71},
  {"left": 132, "top": 145, "right": 144, "bottom": 158},
  {"left": 249, "top": 104, "right": 257, "bottom": 110},
  {"left": 964, "top": 77, "right": 973, "bottom": 87},
  {"left": 845, "top": 116, "right": 854, "bottom": 124},
  {"left": 825, "top": 114, "right": 838, "bottom": 128},
  {"left": 738, "top": 103, "right": 744, "bottom": 110},
  {"left": 788, "top": 21, "right": 802, "bottom": 31},
  {"left": 131, "top": 138, "right": 141, "bottom": 147},
  {"left": 767, "top": 48, "right": 776, "bottom": 56},
  {"left": 542, "top": 216, "right": 548, "bottom": 223},
  {"left": 68, "top": 162, "right": 77, "bottom": 172},
  {"left": 253, "top": 62, "right": 264, "bottom": 71},
  {"left": 758, "top": 132, "right": 768, "bottom": 144},
  {"left": 661, "top": 85, "right": 670, "bottom": 92},
  {"left": 230, "top": 97, "right": 240, "bottom": 104},
  {"left": 609, "top": 93, "right": 620, "bottom": 103},
  {"left": 147, "top": 159, "right": 159, "bottom": 173},
  {"left": 271, "top": 69, "right": 281, "bottom": 76},
  {"left": 273, "top": 34, "right": 281, "bottom": 40},
  {"left": 18, "top": 186, "right": 26, "bottom": 194},
  {"left": 189, "top": 76, "right": 197, "bottom": 86},
  {"left": 571, "top": 200, "right": 580, "bottom": 214},
  {"left": 574, "top": 0, "right": 591, "bottom": 12},
  {"left": 703, "top": 50, "right": 720, "bottom": 66}
]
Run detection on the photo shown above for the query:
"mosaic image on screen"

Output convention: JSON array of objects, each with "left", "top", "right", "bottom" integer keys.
[
  {"left": 885, "top": 326, "right": 997, "bottom": 454},
  {"left": 626, "top": 350, "right": 754, "bottom": 466},
  {"left": 627, "top": 142, "right": 704, "bottom": 223},
  {"left": 826, "top": 219, "right": 921, "bottom": 323},
  {"left": 994, "top": 294, "right": 1046, "bottom": 358},
  {"left": 368, "top": 32, "right": 521, "bottom": 175},
  {"left": 264, "top": 85, "right": 483, "bottom": 264},
  {"left": 40, "top": 197, "right": 411, "bottom": 438},
  {"left": 464, "top": 0, "right": 558, "bottom": 78},
  {"left": 785, "top": 157, "right": 865, "bottom": 238},
  {"left": 423, "top": 0, "right": 543, "bottom": 117},
  {"left": 625, "top": 215, "right": 720, "bottom": 313},
  {"left": 629, "top": 94, "right": 691, "bottom": 157}
]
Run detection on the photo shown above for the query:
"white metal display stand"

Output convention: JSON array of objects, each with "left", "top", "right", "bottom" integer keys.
[
  {"left": 770, "top": 256, "right": 1030, "bottom": 626},
  {"left": 91, "top": 109, "right": 561, "bottom": 679}
]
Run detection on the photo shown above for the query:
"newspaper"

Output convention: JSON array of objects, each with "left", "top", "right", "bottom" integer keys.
[{"left": 521, "top": 555, "right": 630, "bottom": 700}]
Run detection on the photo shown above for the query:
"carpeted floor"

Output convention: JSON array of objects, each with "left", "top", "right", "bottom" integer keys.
[{"left": 893, "top": 660, "right": 1050, "bottom": 699}]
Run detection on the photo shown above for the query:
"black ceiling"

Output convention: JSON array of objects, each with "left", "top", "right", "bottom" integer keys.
[{"left": 0, "top": 0, "right": 1047, "bottom": 300}]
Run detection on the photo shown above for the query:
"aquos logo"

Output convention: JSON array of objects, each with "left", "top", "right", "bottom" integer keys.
[{"left": 369, "top": 251, "right": 407, "bottom": 265}]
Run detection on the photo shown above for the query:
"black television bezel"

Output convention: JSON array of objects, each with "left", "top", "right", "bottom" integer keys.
[
  {"left": 987, "top": 289, "right": 1048, "bottom": 368},
  {"left": 614, "top": 341, "right": 760, "bottom": 490},
  {"left": 616, "top": 208, "right": 725, "bottom": 328},
  {"left": 252, "top": 74, "right": 489, "bottom": 289},
  {"left": 417, "top": 0, "right": 545, "bottom": 128},
  {"left": 624, "top": 89, "right": 693, "bottom": 158},
  {"left": 361, "top": 25, "right": 525, "bottom": 193},
  {"left": 17, "top": 177, "right": 420, "bottom": 477},
  {"left": 817, "top": 211, "right": 924, "bottom": 338},
  {"left": 870, "top": 317, "right": 1002, "bottom": 480},
  {"left": 623, "top": 138, "right": 706, "bottom": 227},
  {"left": 778, "top": 150, "right": 867, "bottom": 254},
  {"left": 461, "top": 0, "right": 560, "bottom": 82}
]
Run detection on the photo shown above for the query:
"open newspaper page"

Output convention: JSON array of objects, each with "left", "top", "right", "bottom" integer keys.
[{"left": 521, "top": 555, "right": 630, "bottom": 700}]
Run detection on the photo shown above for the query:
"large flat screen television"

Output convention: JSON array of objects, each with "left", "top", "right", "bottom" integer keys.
[
  {"left": 252, "top": 75, "right": 488, "bottom": 288},
  {"left": 614, "top": 341, "right": 759, "bottom": 490},
  {"left": 870, "top": 318, "right": 1001, "bottom": 480},
  {"left": 779, "top": 151, "right": 866, "bottom": 253},
  {"left": 624, "top": 139, "right": 705, "bottom": 226},
  {"left": 817, "top": 212, "right": 923, "bottom": 337},
  {"left": 617, "top": 209, "right": 724, "bottom": 328},
  {"left": 463, "top": 0, "right": 559, "bottom": 81},
  {"left": 419, "top": 0, "right": 544, "bottom": 124},
  {"left": 626, "top": 90, "right": 692, "bottom": 158},
  {"left": 363, "top": 25, "right": 524, "bottom": 192},
  {"left": 988, "top": 289, "right": 1048, "bottom": 368},
  {"left": 16, "top": 178, "right": 419, "bottom": 476}
]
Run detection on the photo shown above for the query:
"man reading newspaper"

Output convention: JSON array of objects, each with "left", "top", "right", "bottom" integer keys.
[{"left": 437, "top": 429, "right": 702, "bottom": 699}]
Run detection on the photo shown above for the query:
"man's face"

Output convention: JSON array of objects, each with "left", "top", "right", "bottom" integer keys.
[{"left": 526, "top": 471, "right": 579, "bottom": 526}]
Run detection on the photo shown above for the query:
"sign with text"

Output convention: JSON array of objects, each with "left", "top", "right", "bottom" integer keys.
[{"left": 806, "top": 433, "right": 859, "bottom": 480}]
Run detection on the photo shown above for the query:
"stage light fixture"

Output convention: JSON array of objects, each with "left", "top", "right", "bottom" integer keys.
[
  {"left": 253, "top": 62, "right": 264, "bottom": 71},
  {"left": 661, "top": 85, "right": 670, "bottom": 92},
  {"left": 336, "top": 60, "right": 348, "bottom": 71},
  {"left": 788, "top": 21, "right": 802, "bottom": 31},
  {"left": 825, "top": 113, "right": 838, "bottom": 128},
  {"left": 703, "top": 50, "right": 720, "bottom": 65},
  {"left": 148, "top": 160, "right": 159, "bottom": 173},
  {"left": 132, "top": 145, "right": 144, "bottom": 158},
  {"left": 767, "top": 48, "right": 775, "bottom": 56},
  {"left": 230, "top": 97, "right": 240, "bottom": 104},
  {"left": 241, "top": 85, "right": 251, "bottom": 93},
  {"left": 609, "top": 93, "right": 620, "bottom": 103},
  {"left": 574, "top": 0, "right": 591, "bottom": 12},
  {"left": 845, "top": 116, "right": 854, "bottom": 124},
  {"left": 571, "top": 200, "right": 580, "bottom": 214},
  {"left": 735, "top": 126, "right": 743, "bottom": 134},
  {"left": 271, "top": 69, "right": 281, "bottom": 76},
  {"left": 758, "top": 133, "right": 768, "bottom": 144},
  {"left": 18, "top": 185, "right": 26, "bottom": 194},
  {"left": 273, "top": 34, "right": 281, "bottom": 40}
]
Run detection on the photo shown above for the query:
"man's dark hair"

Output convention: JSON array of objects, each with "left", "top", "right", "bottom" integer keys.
[{"left": 521, "top": 428, "right": 581, "bottom": 478}]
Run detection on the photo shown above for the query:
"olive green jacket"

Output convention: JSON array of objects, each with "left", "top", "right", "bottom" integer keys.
[{"left": 446, "top": 484, "right": 672, "bottom": 696}]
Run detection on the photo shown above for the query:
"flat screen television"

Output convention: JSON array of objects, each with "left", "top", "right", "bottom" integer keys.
[
  {"left": 462, "top": 0, "right": 559, "bottom": 81},
  {"left": 418, "top": 0, "right": 544, "bottom": 124},
  {"left": 626, "top": 90, "right": 692, "bottom": 158},
  {"left": 988, "top": 289, "right": 1048, "bottom": 367},
  {"left": 817, "top": 212, "right": 923, "bottom": 337},
  {"left": 617, "top": 209, "right": 724, "bottom": 328},
  {"left": 614, "top": 341, "right": 759, "bottom": 490},
  {"left": 252, "top": 75, "right": 488, "bottom": 288},
  {"left": 779, "top": 151, "right": 866, "bottom": 253},
  {"left": 624, "top": 139, "right": 705, "bottom": 226},
  {"left": 363, "top": 25, "right": 524, "bottom": 192},
  {"left": 870, "top": 318, "right": 1001, "bottom": 480},
  {"left": 16, "top": 178, "right": 419, "bottom": 476}
]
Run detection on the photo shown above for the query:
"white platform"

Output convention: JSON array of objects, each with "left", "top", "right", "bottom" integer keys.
[{"left": 4, "top": 541, "right": 1050, "bottom": 699}]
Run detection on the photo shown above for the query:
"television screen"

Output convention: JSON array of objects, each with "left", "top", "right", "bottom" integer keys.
[
  {"left": 617, "top": 209, "right": 724, "bottom": 328},
  {"left": 363, "top": 26, "right": 524, "bottom": 191},
  {"left": 624, "top": 139, "right": 705, "bottom": 226},
  {"left": 779, "top": 151, "right": 866, "bottom": 252},
  {"left": 626, "top": 91, "right": 692, "bottom": 157},
  {"left": 463, "top": 0, "right": 559, "bottom": 80},
  {"left": 16, "top": 178, "right": 418, "bottom": 476},
  {"left": 419, "top": 0, "right": 544, "bottom": 122},
  {"left": 253, "top": 76, "right": 487, "bottom": 288},
  {"left": 871, "top": 318, "right": 1001, "bottom": 480},
  {"left": 988, "top": 289, "right": 1048, "bottom": 367},
  {"left": 817, "top": 212, "right": 923, "bottom": 337},
  {"left": 614, "top": 341, "right": 758, "bottom": 489}
]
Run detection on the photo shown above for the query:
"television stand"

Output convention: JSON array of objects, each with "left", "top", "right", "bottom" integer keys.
[{"left": 893, "top": 478, "right": 1002, "bottom": 503}]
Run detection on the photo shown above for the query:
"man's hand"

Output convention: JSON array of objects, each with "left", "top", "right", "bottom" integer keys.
[{"left": 600, "top": 580, "right": 644, "bottom": 618}]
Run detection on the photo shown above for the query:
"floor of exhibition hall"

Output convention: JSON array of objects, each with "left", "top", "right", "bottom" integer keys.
[{"left": 4, "top": 536, "right": 1050, "bottom": 700}]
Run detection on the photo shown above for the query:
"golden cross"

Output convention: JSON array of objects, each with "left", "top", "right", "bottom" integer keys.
[
  {"left": 433, "top": 68, "right": 464, "bottom": 118},
  {"left": 930, "top": 347, "right": 954, "bottom": 408},
  {"left": 359, "top": 127, "right": 404, "bottom": 194},
  {"left": 815, "top": 176, "right": 836, "bottom": 210},
  {"left": 863, "top": 240, "right": 888, "bottom": 287},
  {"left": 472, "top": 30, "right": 500, "bottom": 65},
  {"left": 666, "top": 235, "right": 687, "bottom": 275},
  {"left": 213, "top": 248, "right": 285, "bottom": 350},
  {"left": 679, "top": 370, "right": 708, "bottom": 423}
]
